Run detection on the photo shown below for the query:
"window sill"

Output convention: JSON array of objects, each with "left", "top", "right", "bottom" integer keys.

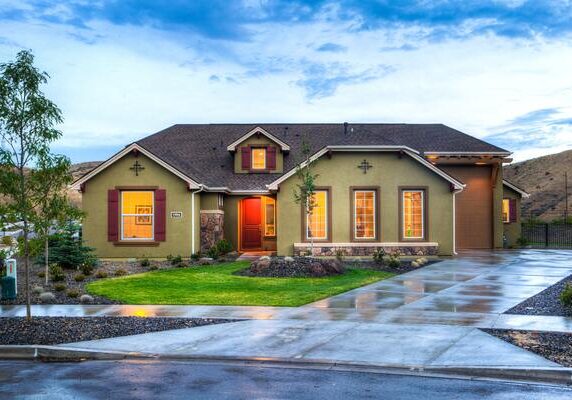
[{"left": 113, "top": 241, "right": 160, "bottom": 247}]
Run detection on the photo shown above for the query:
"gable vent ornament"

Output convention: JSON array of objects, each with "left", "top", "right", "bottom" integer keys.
[
  {"left": 130, "top": 160, "right": 145, "bottom": 176},
  {"left": 358, "top": 159, "right": 372, "bottom": 174}
]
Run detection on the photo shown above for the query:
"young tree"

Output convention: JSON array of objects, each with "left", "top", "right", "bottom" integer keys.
[
  {"left": 292, "top": 141, "right": 319, "bottom": 256},
  {"left": 32, "top": 154, "right": 82, "bottom": 285},
  {"left": 0, "top": 50, "right": 64, "bottom": 319}
]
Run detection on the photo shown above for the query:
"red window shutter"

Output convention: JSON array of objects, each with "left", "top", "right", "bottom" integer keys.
[
  {"left": 266, "top": 146, "right": 277, "bottom": 170},
  {"left": 155, "top": 189, "right": 167, "bottom": 241},
  {"left": 107, "top": 190, "right": 119, "bottom": 242},
  {"left": 241, "top": 147, "right": 251, "bottom": 170},
  {"left": 509, "top": 199, "right": 517, "bottom": 223}
]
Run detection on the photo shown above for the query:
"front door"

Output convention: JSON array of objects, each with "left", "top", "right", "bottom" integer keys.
[{"left": 241, "top": 197, "right": 262, "bottom": 250}]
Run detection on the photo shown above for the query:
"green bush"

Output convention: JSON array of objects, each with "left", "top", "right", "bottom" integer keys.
[
  {"left": 1, "top": 236, "right": 12, "bottom": 246},
  {"left": 207, "top": 246, "right": 220, "bottom": 260},
  {"left": 148, "top": 264, "right": 159, "bottom": 271},
  {"left": 170, "top": 255, "right": 183, "bottom": 266},
  {"left": 39, "top": 223, "right": 96, "bottom": 269},
  {"left": 94, "top": 270, "right": 108, "bottom": 279},
  {"left": 372, "top": 249, "right": 386, "bottom": 265},
  {"left": 66, "top": 288, "right": 80, "bottom": 298},
  {"left": 115, "top": 269, "right": 127, "bottom": 277},
  {"left": 80, "top": 263, "right": 94, "bottom": 275},
  {"left": 560, "top": 283, "right": 572, "bottom": 307},
  {"left": 334, "top": 248, "right": 346, "bottom": 261},
  {"left": 139, "top": 258, "right": 150, "bottom": 267},
  {"left": 215, "top": 239, "right": 233, "bottom": 256},
  {"left": 74, "top": 273, "right": 85, "bottom": 282},
  {"left": 49, "top": 264, "right": 65, "bottom": 282},
  {"left": 54, "top": 283, "right": 66, "bottom": 292},
  {"left": 37, "top": 270, "right": 46, "bottom": 278},
  {"left": 386, "top": 253, "right": 401, "bottom": 269},
  {"left": 516, "top": 237, "right": 529, "bottom": 247},
  {"left": 191, "top": 253, "right": 201, "bottom": 261}
]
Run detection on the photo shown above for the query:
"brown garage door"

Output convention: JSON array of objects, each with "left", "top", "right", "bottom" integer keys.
[{"left": 442, "top": 165, "right": 492, "bottom": 249}]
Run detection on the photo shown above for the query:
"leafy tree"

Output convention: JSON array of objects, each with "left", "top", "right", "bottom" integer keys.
[
  {"left": 292, "top": 141, "right": 319, "bottom": 256},
  {"left": 0, "top": 50, "right": 64, "bottom": 319},
  {"left": 31, "top": 155, "right": 82, "bottom": 284}
]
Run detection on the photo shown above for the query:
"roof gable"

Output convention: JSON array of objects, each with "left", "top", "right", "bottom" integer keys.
[{"left": 226, "top": 126, "right": 291, "bottom": 152}]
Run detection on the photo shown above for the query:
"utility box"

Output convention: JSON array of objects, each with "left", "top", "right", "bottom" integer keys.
[{"left": 6, "top": 259, "right": 17, "bottom": 293}]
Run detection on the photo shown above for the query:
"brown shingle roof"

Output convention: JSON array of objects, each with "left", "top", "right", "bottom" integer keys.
[{"left": 135, "top": 123, "right": 508, "bottom": 190}]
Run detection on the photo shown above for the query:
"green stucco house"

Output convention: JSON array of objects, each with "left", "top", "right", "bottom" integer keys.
[{"left": 72, "top": 123, "right": 529, "bottom": 259}]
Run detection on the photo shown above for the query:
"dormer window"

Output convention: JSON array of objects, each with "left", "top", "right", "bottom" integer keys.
[{"left": 251, "top": 148, "right": 266, "bottom": 170}]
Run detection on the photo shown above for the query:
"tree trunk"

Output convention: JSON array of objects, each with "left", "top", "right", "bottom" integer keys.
[
  {"left": 23, "top": 223, "right": 31, "bottom": 320},
  {"left": 44, "top": 237, "right": 49, "bottom": 286}
]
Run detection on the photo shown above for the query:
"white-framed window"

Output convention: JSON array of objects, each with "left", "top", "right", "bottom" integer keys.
[
  {"left": 264, "top": 197, "right": 276, "bottom": 237},
  {"left": 354, "top": 190, "right": 376, "bottom": 239},
  {"left": 402, "top": 190, "right": 424, "bottom": 239},
  {"left": 251, "top": 148, "right": 266, "bottom": 170},
  {"left": 121, "top": 191, "right": 154, "bottom": 240},
  {"left": 502, "top": 198, "right": 510, "bottom": 223},
  {"left": 306, "top": 190, "right": 328, "bottom": 240}
]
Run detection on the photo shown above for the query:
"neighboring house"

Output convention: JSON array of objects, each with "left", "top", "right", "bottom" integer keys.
[{"left": 72, "top": 123, "right": 528, "bottom": 259}]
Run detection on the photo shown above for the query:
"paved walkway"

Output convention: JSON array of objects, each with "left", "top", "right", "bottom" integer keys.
[{"left": 3, "top": 249, "right": 572, "bottom": 370}]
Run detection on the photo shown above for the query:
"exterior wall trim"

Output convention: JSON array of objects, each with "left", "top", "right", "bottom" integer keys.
[
  {"left": 200, "top": 209, "right": 225, "bottom": 215},
  {"left": 425, "top": 151, "right": 512, "bottom": 156},
  {"left": 71, "top": 143, "right": 201, "bottom": 190},
  {"left": 227, "top": 126, "right": 291, "bottom": 152},
  {"left": 294, "top": 242, "right": 439, "bottom": 247},
  {"left": 267, "top": 146, "right": 466, "bottom": 191}
]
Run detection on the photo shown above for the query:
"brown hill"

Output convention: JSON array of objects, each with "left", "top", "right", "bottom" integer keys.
[
  {"left": 504, "top": 149, "right": 572, "bottom": 221},
  {"left": 67, "top": 161, "right": 101, "bottom": 207}
]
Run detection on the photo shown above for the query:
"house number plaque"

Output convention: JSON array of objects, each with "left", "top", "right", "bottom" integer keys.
[{"left": 170, "top": 211, "right": 183, "bottom": 218}]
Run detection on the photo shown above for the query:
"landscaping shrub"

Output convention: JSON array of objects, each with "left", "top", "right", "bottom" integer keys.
[
  {"left": 80, "top": 294, "right": 94, "bottom": 304},
  {"left": 94, "top": 270, "right": 108, "bottom": 279},
  {"left": 66, "top": 288, "right": 80, "bottom": 298},
  {"left": 215, "top": 239, "right": 233, "bottom": 256},
  {"left": 334, "top": 248, "right": 346, "bottom": 261},
  {"left": 561, "top": 283, "right": 572, "bottom": 307},
  {"left": 115, "top": 269, "right": 127, "bottom": 277},
  {"left": 516, "top": 237, "right": 529, "bottom": 247},
  {"left": 54, "top": 283, "right": 66, "bottom": 292},
  {"left": 39, "top": 292, "right": 56, "bottom": 303},
  {"left": 40, "top": 223, "right": 96, "bottom": 269},
  {"left": 191, "top": 253, "right": 200, "bottom": 261},
  {"left": 32, "top": 286, "right": 44, "bottom": 294},
  {"left": 139, "top": 257, "right": 150, "bottom": 267},
  {"left": 37, "top": 270, "right": 45, "bottom": 278},
  {"left": 372, "top": 249, "right": 386, "bottom": 265},
  {"left": 148, "top": 264, "right": 159, "bottom": 271},
  {"left": 1, "top": 236, "right": 12, "bottom": 246},
  {"left": 386, "top": 253, "right": 401, "bottom": 269},
  {"left": 170, "top": 255, "right": 183, "bottom": 266},
  {"left": 74, "top": 273, "right": 86, "bottom": 282},
  {"left": 206, "top": 246, "right": 219, "bottom": 260},
  {"left": 80, "top": 263, "right": 94, "bottom": 276},
  {"left": 49, "top": 264, "right": 65, "bottom": 282}
]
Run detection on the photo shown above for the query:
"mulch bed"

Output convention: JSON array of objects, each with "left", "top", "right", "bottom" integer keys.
[
  {"left": 482, "top": 329, "right": 572, "bottom": 367},
  {"left": 0, "top": 316, "right": 232, "bottom": 345},
  {"left": 505, "top": 274, "right": 572, "bottom": 317}
]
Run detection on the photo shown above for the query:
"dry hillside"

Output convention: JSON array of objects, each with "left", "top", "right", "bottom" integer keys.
[
  {"left": 504, "top": 149, "right": 572, "bottom": 221},
  {"left": 67, "top": 161, "right": 101, "bottom": 207}
]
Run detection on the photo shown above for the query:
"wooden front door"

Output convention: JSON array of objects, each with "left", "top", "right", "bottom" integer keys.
[{"left": 241, "top": 198, "right": 262, "bottom": 250}]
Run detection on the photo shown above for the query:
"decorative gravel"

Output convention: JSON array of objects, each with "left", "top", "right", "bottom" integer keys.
[
  {"left": 0, "top": 317, "right": 232, "bottom": 346},
  {"left": 505, "top": 275, "right": 572, "bottom": 317},
  {"left": 482, "top": 329, "right": 572, "bottom": 367}
]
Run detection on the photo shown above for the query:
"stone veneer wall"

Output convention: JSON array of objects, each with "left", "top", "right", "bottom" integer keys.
[
  {"left": 200, "top": 210, "right": 224, "bottom": 253},
  {"left": 293, "top": 244, "right": 439, "bottom": 257}
]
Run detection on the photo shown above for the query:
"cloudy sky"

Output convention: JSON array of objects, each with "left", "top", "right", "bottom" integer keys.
[{"left": 1, "top": 0, "right": 571, "bottom": 163}]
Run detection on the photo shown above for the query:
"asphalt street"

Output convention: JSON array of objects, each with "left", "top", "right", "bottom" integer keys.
[{"left": 1, "top": 360, "right": 571, "bottom": 399}]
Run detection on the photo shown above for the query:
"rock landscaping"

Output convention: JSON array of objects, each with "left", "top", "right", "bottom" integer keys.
[
  {"left": 506, "top": 274, "right": 572, "bottom": 317},
  {"left": 482, "top": 329, "right": 572, "bottom": 367},
  {"left": 237, "top": 256, "right": 345, "bottom": 278},
  {"left": 0, "top": 316, "right": 232, "bottom": 346}
]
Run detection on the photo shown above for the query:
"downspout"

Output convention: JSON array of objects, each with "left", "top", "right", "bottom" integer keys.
[{"left": 191, "top": 184, "right": 205, "bottom": 255}]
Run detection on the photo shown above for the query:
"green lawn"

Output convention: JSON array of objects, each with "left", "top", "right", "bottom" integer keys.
[{"left": 86, "top": 262, "right": 394, "bottom": 307}]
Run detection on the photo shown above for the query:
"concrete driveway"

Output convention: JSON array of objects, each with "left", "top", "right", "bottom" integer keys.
[{"left": 48, "top": 249, "right": 572, "bottom": 370}]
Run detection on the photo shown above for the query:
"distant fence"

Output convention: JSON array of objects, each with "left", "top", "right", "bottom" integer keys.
[{"left": 522, "top": 223, "right": 572, "bottom": 248}]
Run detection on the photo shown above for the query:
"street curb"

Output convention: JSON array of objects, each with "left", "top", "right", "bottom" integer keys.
[{"left": 2, "top": 345, "right": 572, "bottom": 385}]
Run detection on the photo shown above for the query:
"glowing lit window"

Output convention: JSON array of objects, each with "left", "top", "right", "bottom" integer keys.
[
  {"left": 264, "top": 197, "right": 276, "bottom": 237},
  {"left": 251, "top": 148, "right": 266, "bottom": 170},
  {"left": 121, "top": 191, "right": 154, "bottom": 240},
  {"left": 306, "top": 190, "right": 328, "bottom": 240},
  {"left": 502, "top": 199, "right": 510, "bottom": 223},
  {"left": 354, "top": 190, "right": 376, "bottom": 239},
  {"left": 402, "top": 190, "right": 424, "bottom": 239}
]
